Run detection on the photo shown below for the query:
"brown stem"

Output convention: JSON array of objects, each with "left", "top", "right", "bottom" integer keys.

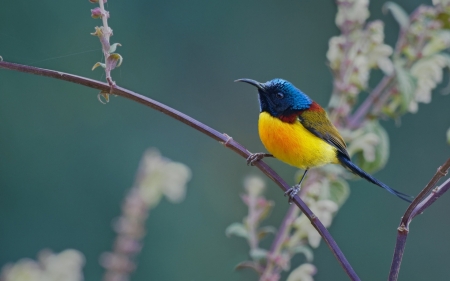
[
  {"left": 247, "top": 193, "right": 261, "bottom": 251},
  {"left": 401, "top": 158, "right": 450, "bottom": 227},
  {"left": 260, "top": 170, "right": 321, "bottom": 280},
  {"left": 0, "top": 61, "right": 360, "bottom": 281},
  {"left": 412, "top": 177, "right": 450, "bottom": 219},
  {"left": 347, "top": 75, "right": 394, "bottom": 129},
  {"left": 388, "top": 157, "right": 450, "bottom": 281},
  {"left": 260, "top": 204, "right": 300, "bottom": 281},
  {"left": 96, "top": 0, "right": 114, "bottom": 86},
  {"left": 346, "top": 6, "right": 415, "bottom": 130}
]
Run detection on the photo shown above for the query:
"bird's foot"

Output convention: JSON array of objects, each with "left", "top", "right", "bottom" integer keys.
[
  {"left": 284, "top": 184, "right": 301, "bottom": 204},
  {"left": 246, "top": 153, "right": 273, "bottom": 166}
]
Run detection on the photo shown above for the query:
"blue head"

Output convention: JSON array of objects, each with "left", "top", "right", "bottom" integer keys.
[{"left": 236, "top": 78, "right": 312, "bottom": 117}]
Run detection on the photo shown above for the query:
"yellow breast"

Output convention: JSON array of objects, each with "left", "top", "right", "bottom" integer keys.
[{"left": 258, "top": 112, "right": 339, "bottom": 170}]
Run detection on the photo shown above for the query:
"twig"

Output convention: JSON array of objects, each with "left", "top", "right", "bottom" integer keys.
[
  {"left": 260, "top": 170, "right": 321, "bottom": 280},
  {"left": 260, "top": 204, "right": 300, "bottom": 281},
  {"left": 91, "top": 0, "right": 122, "bottom": 92},
  {"left": 401, "top": 158, "right": 450, "bottom": 226},
  {"left": 347, "top": 75, "right": 394, "bottom": 129},
  {"left": 97, "top": 0, "right": 114, "bottom": 86},
  {"left": 346, "top": 4, "right": 415, "bottom": 130},
  {"left": 388, "top": 157, "right": 450, "bottom": 281},
  {"left": 0, "top": 61, "right": 360, "bottom": 281},
  {"left": 98, "top": 0, "right": 110, "bottom": 34},
  {"left": 412, "top": 177, "right": 450, "bottom": 219}
]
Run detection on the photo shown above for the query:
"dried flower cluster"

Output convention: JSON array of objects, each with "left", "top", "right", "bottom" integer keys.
[
  {"left": 328, "top": 0, "right": 394, "bottom": 121},
  {"left": 229, "top": 1, "right": 449, "bottom": 280},
  {"left": 101, "top": 149, "right": 191, "bottom": 281},
  {"left": 227, "top": 171, "right": 348, "bottom": 280},
  {"left": 90, "top": 0, "right": 123, "bottom": 103},
  {"left": 0, "top": 249, "right": 85, "bottom": 281},
  {"left": 327, "top": 0, "right": 395, "bottom": 174},
  {"left": 0, "top": 149, "right": 191, "bottom": 281},
  {"left": 331, "top": 0, "right": 450, "bottom": 125},
  {"left": 388, "top": 1, "right": 450, "bottom": 114}
]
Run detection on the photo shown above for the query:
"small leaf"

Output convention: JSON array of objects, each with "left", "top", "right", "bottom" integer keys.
[
  {"left": 394, "top": 60, "right": 417, "bottom": 114},
  {"left": 437, "top": 12, "right": 450, "bottom": 30},
  {"left": 249, "top": 248, "right": 268, "bottom": 262},
  {"left": 0, "top": 56, "right": 3, "bottom": 61},
  {"left": 235, "top": 261, "right": 263, "bottom": 274},
  {"left": 92, "top": 62, "right": 106, "bottom": 70},
  {"left": 257, "top": 226, "right": 276, "bottom": 240},
  {"left": 383, "top": 2, "right": 409, "bottom": 30},
  {"left": 109, "top": 43, "right": 122, "bottom": 54},
  {"left": 422, "top": 31, "right": 450, "bottom": 57},
  {"left": 225, "top": 222, "right": 248, "bottom": 239},
  {"left": 257, "top": 200, "right": 274, "bottom": 223},
  {"left": 91, "top": 7, "right": 102, "bottom": 19},
  {"left": 329, "top": 178, "right": 350, "bottom": 206},
  {"left": 97, "top": 90, "right": 110, "bottom": 104},
  {"left": 286, "top": 263, "right": 317, "bottom": 281},
  {"left": 90, "top": 26, "right": 103, "bottom": 37},
  {"left": 289, "top": 245, "right": 314, "bottom": 262},
  {"left": 106, "top": 53, "right": 123, "bottom": 71},
  {"left": 447, "top": 127, "right": 450, "bottom": 145},
  {"left": 439, "top": 52, "right": 450, "bottom": 95},
  {"left": 354, "top": 121, "right": 390, "bottom": 173}
]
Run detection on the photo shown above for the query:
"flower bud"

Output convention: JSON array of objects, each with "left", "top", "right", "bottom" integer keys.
[
  {"left": 91, "top": 7, "right": 102, "bottom": 18},
  {"left": 91, "top": 7, "right": 109, "bottom": 19}
]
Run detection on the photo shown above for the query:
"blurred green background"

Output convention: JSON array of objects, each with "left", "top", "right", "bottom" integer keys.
[{"left": 1, "top": 0, "right": 449, "bottom": 280}]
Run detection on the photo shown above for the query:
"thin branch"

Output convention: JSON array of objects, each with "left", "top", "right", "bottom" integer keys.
[
  {"left": 91, "top": 0, "right": 119, "bottom": 88},
  {"left": 0, "top": 61, "right": 360, "bottom": 281},
  {"left": 347, "top": 75, "right": 394, "bottom": 129},
  {"left": 98, "top": 0, "right": 110, "bottom": 32},
  {"left": 401, "top": 158, "right": 450, "bottom": 227},
  {"left": 260, "top": 204, "right": 300, "bottom": 281},
  {"left": 412, "top": 177, "right": 450, "bottom": 220},
  {"left": 260, "top": 170, "right": 321, "bottom": 280},
  {"left": 388, "top": 157, "right": 450, "bottom": 281},
  {"left": 346, "top": 5, "right": 416, "bottom": 130}
]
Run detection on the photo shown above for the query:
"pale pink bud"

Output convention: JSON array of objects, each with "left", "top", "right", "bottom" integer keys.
[{"left": 91, "top": 7, "right": 109, "bottom": 19}]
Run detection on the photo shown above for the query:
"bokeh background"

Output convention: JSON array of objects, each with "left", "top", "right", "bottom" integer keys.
[{"left": 1, "top": 0, "right": 449, "bottom": 280}]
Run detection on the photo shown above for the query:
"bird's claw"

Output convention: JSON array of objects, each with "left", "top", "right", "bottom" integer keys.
[
  {"left": 246, "top": 153, "right": 266, "bottom": 166},
  {"left": 284, "top": 184, "right": 301, "bottom": 204}
]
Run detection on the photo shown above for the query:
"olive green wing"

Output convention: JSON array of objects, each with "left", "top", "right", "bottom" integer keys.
[{"left": 298, "top": 109, "right": 350, "bottom": 158}]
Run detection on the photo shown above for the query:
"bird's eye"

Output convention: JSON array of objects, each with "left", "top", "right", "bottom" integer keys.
[{"left": 276, "top": 92, "right": 284, "bottom": 99}]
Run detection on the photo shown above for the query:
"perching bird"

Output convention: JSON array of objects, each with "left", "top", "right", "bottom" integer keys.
[{"left": 236, "top": 78, "right": 413, "bottom": 203}]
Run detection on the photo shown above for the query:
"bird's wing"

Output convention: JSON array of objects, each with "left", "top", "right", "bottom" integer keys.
[{"left": 297, "top": 108, "right": 350, "bottom": 158}]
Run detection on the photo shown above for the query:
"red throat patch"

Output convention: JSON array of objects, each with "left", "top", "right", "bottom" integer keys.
[
  {"left": 279, "top": 114, "right": 298, "bottom": 123},
  {"left": 278, "top": 102, "right": 323, "bottom": 123},
  {"left": 308, "top": 101, "right": 323, "bottom": 112}
]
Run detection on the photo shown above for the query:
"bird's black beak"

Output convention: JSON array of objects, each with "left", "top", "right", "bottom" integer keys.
[{"left": 235, "top": 78, "right": 266, "bottom": 92}]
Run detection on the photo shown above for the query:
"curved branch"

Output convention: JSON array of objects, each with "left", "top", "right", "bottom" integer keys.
[
  {"left": 388, "top": 157, "right": 450, "bottom": 281},
  {"left": 401, "top": 158, "right": 450, "bottom": 227},
  {"left": 0, "top": 61, "right": 360, "bottom": 280}
]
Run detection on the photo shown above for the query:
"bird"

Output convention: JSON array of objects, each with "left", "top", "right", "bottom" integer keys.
[{"left": 236, "top": 78, "right": 413, "bottom": 203}]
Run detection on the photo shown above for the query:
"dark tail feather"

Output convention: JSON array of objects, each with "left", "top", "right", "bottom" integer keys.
[{"left": 337, "top": 153, "right": 414, "bottom": 203}]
